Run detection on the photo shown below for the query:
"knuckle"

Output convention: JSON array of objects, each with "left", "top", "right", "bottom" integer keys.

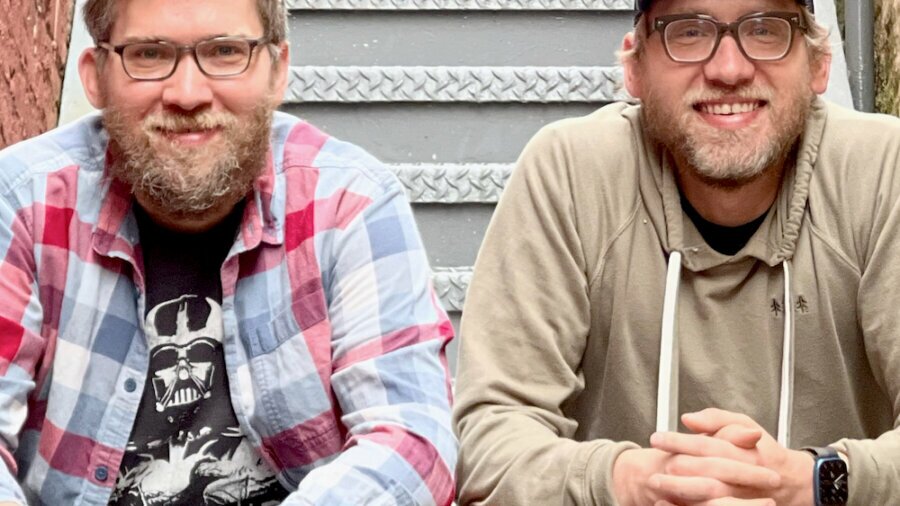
[
  {"left": 666, "top": 455, "right": 691, "bottom": 475},
  {"left": 701, "top": 479, "right": 728, "bottom": 498},
  {"left": 697, "top": 437, "right": 716, "bottom": 455}
]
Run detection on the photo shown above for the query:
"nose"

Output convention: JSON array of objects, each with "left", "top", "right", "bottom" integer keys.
[
  {"left": 161, "top": 53, "right": 214, "bottom": 112},
  {"left": 702, "top": 34, "right": 756, "bottom": 88}
]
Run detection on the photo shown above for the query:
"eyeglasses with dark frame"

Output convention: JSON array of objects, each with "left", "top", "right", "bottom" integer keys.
[
  {"left": 97, "top": 37, "right": 270, "bottom": 81},
  {"left": 651, "top": 11, "right": 809, "bottom": 63}
]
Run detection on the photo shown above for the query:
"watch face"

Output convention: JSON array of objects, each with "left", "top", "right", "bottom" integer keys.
[{"left": 817, "top": 458, "right": 849, "bottom": 505}]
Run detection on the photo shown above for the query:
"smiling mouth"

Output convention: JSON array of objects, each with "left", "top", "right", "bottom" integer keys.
[
  {"left": 155, "top": 127, "right": 220, "bottom": 135},
  {"left": 694, "top": 100, "right": 767, "bottom": 115},
  {"left": 153, "top": 127, "right": 223, "bottom": 145}
]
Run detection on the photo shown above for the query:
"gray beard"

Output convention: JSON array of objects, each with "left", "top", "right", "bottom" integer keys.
[{"left": 641, "top": 90, "right": 813, "bottom": 189}]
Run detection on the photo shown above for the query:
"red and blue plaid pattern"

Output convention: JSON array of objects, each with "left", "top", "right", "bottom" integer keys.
[{"left": 0, "top": 112, "right": 456, "bottom": 505}]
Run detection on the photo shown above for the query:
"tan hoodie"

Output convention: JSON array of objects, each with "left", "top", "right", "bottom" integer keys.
[{"left": 453, "top": 98, "right": 900, "bottom": 505}]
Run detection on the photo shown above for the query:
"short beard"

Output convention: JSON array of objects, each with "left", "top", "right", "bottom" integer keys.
[
  {"left": 103, "top": 104, "right": 273, "bottom": 219},
  {"left": 642, "top": 82, "right": 813, "bottom": 188}
]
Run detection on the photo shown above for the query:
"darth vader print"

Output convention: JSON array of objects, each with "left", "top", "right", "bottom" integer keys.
[{"left": 110, "top": 295, "right": 287, "bottom": 505}]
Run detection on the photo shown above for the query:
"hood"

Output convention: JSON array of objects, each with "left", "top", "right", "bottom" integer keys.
[{"left": 627, "top": 97, "right": 829, "bottom": 273}]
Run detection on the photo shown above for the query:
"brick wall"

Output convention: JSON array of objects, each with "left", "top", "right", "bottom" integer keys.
[{"left": 0, "top": 0, "right": 75, "bottom": 149}]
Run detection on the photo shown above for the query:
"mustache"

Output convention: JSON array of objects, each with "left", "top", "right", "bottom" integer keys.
[
  {"left": 142, "top": 111, "right": 237, "bottom": 133},
  {"left": 683, "top": 86, "right": 776, "bottom": 106}
]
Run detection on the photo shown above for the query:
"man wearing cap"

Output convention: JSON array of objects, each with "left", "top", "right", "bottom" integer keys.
[
  {"left": 0, "top": 0, "right": 456, "bottom": 504},
  {"left": 454, "top": 0, "right": 900, "bottom": 504}
]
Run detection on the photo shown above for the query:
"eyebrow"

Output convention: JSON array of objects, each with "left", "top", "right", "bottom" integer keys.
[
  {"left": 671, "top": 8, "right": 712, "bottom": 16},
  {"left": 114, "top": 33, "right": 243, "bottom": 44}
]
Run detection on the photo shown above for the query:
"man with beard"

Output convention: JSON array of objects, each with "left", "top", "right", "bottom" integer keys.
[
  {"left": 0, "top": 0, "right": 455, "bottom": 505},
  {"left": 454, "top": 0, "right": 900, "bottom": 505}
]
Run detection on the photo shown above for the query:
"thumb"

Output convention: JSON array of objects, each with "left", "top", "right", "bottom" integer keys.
[{"left": 714, "top": 424, "right": 763, "bottom": 449}]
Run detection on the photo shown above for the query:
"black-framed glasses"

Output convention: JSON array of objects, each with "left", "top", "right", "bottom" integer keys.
[
  {"left": 651, "top": 11, "right": 808, "bottom": 63},
  {"left": 97, "top": 37, "right": 270, "bottom": 81}
]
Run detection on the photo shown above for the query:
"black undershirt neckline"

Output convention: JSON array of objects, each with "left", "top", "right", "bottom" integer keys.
[{"left": 680, "top": 194, "right": 769, "bottom": 256}]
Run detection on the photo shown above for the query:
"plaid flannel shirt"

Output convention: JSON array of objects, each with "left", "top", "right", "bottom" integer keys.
[{"left": 0, "top": 112, "right": 456, "bottom": 505}]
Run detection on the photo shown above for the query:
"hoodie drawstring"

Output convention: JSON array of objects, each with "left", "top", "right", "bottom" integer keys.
[
  {"left": 656, "top": 251, "right": 682, "bottom": 435},
  {"left": 776, "top": 259, "right": 795, "bottom": 447},
  {"left": 655, "top": 253, "right": 795, "bottom": 447}
]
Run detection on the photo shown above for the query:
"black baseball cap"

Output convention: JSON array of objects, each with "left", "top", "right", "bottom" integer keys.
[{"left": 636, "top": 0, "right": 814, "bottom": 14}]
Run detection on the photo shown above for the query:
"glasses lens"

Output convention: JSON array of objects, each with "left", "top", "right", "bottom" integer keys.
[
  {"left": 196, "top": 39, "right": 253, "bottom": 76},
  {"left": 664, "top": 19, "right": 718, "bottom": 62},
  {"left": 738, "top": 17, "right": 792, "bottom": 60},
  {"left": 122, "top": 43, "right": 177, "bottom": 79}
]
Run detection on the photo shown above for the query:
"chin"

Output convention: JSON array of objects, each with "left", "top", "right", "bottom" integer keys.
[{"left": 687, "top": 140, "right": 781, "bottom": 185}]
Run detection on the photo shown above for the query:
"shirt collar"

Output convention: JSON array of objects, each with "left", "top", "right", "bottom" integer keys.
[{"left": 91, "top": 149, "right": 284, "bottom": 260}]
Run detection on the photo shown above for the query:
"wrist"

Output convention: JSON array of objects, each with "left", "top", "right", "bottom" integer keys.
[
  {"left": 612, "top": 449, "right": 638, "bottom": 506},
  {"left": 781, "top": 449, "right": 816, "bottom": 506},
  {"left": 612, "top": 448, "right": 667, "bottom": 506}
]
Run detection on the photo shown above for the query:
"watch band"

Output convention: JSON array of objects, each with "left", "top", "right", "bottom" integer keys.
[{"left": 803, "top": 446, "right": 839, "bottom": 459}]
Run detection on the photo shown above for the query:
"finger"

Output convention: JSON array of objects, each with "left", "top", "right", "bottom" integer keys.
[
  {"left": 698, "top": 498, "right": 775, "bottom": 506},
  {"left": 713, "top": 424, "right": 763, "bottom": 449},
  {"left": 654, "top": 500, "right": 774, "bottom": 506},
  {"left": 666, "top": 454, "right": 780, "bottom": 489},
  {"left": 682, "top": 409, "right": 759, "bottom": 434},
  {"left": 655, "top": 499, "right": 775, "bottom": 506},
  {"left": 648, "top": 473, "right": 734, "bottom": 502},
  {"left": 651, "top": 432, "right": 757, "bottom": 464}
]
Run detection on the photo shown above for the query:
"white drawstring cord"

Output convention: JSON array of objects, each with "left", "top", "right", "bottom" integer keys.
[
  {"left": 656, "top": 251, "right": 682, "bottom": 433},
  {"left": 655, "top": 255, "right": 795, "bottom": 448},
  {"left": 777, "top": 260, "right": 795, "bottom": 447}
]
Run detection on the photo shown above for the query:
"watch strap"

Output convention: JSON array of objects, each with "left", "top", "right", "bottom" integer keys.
[{"left": 802, "top": 446, "right": 839, "bottom": 459}]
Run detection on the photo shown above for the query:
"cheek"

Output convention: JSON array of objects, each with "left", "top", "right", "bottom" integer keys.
[
  {"left": 216, "top": 81, "right": 275, "bottom": 113},
  {"left": 644, "top": 78, "right": 690, "bottom": 109},
  {"left": 105, "top": 81, "right": 165, "bottom": 118}
]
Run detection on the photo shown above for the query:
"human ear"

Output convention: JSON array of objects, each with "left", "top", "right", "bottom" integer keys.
[
  {"left": 810, "top": 51, "right": 831, "bottom": 95},
  {"left": 269, "top": 41, "right": 291, "bottom": 105},
  {"left": 78, "top": 48, "right": 106, "bottom": 109},
  {"left": 621, "top": 32, "right": 643, "bottom": 98}
]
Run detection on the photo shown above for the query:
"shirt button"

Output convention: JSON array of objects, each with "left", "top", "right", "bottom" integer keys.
[
  {"left": 94, "top": 465, "right": 108, "bottom": 482},
  {"left": 124, "top": 378, "right": 137, "bottom": 393}
]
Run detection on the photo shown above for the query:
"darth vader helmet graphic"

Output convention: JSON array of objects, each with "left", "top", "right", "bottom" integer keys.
[{"left": 145, "top": 296, "right": 224, "bottom": 413}]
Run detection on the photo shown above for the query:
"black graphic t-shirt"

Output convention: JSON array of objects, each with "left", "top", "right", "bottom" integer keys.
[{"left": 110, "top": 204, "right": 289, "bottom": 506}]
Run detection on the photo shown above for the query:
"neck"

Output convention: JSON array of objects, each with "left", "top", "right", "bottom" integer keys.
[
  {"left": 676, "top": 161, "right": 786, "bottom": 227},
  {"left": 134, "top": 192, "right": 244, "bottom": 234}
]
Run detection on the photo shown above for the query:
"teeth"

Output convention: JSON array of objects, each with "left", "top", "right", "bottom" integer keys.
[{"left": 701, "top": 102, "right": 759, "bottom": 115}]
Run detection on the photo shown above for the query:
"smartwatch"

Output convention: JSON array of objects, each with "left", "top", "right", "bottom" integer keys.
[{"left": 803, "top": 446, "right": 848, "bottom": 506}]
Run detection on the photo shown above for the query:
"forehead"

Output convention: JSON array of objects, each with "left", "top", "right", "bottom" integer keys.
[
  {"left": 650, "top": 0, "right": 802, "bottom": 19},
  {"left": 110, "top": 0, "right": 264, "bottom": 42}
]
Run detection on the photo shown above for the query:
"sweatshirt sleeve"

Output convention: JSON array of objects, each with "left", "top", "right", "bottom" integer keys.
[
  {"left": 452, "top": 124, "right": 638, "bottom": 505},
  {"left": 831, "top": 135, "right": 900, "bottom": 505}
]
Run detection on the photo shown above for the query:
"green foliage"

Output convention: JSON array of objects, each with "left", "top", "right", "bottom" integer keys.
[
  {"left": 875, "top": 0, "right": 900, "bottom": 115},
  {"left": 835, "top": 0, "right": 846, "bottom": 35}
]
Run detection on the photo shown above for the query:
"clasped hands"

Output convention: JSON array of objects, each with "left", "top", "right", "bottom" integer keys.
[{"left": 612, "top": 408, "right": 814, "bottom": 506}]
